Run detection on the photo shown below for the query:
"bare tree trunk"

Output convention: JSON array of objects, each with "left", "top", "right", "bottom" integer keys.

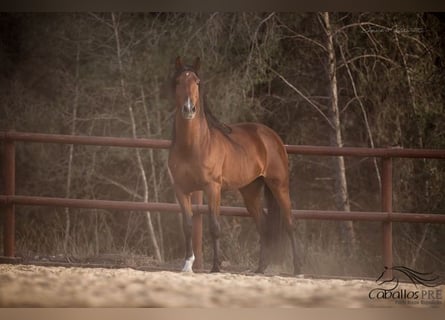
[
  {"left": 338, "top": 44, "right": 382, "bottom": 191},
  {"left": 141, "top": 84, "right": 165, "bottom": 259},
  {"left": 321, "top": 12, "right": 357, "bottom": 250},
  {"left": 63, "top": 43, "right": 81, "bottom": 254},
  {"left": 411, "top": 224, "right": 429, "bottom": 267},
  {"left": 111, "top": 13, "right": 162, "bottom": 262},
  {"left": 394, "top": 31, "right": 430, "bottom": 268},
  {"left": 94, "top": 209, "right": 100, "bottom": 255},
  {"left": 394, "top": 32, "right": 423, "bottom": 148}
]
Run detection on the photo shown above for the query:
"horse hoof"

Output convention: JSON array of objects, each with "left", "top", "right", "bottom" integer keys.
[
  {"left": 293, "top": 268, "right": 303, "bottom": 278},
  {"left": 293, "top": 265, "right": 301, "bottom": 276},
  {"left": 210, "top": 266, "right": 220, "bottom": 273},
  {"left": 254, "top": 268, "right": 265, "bottom": 274},
  {"left": 181, "top": 254, "right": 195, "bottom": 272}
]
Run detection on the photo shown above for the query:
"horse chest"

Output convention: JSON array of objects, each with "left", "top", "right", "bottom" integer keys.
[{"left": 169, "top": 158, "right": 214, "bottom": 192}]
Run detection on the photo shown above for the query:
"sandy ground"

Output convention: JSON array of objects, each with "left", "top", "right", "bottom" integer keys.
[{"left": 0, "top": 264, "right": 443, "bottom": 307}]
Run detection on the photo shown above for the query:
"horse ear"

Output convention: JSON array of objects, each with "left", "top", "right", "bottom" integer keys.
[
  {"left": 193, "top": 57, "right": 201, "bottom": 72},
  {"left": 175, "top": 56, "right": 183, "bottom": 70}
]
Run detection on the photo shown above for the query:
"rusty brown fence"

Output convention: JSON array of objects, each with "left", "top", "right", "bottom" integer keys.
[{"left": 2, "top": 130, "right": 445, "bottom": 275}]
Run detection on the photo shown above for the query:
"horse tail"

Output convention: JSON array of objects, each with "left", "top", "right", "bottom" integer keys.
[{"left": 264, "top": 184, "right": 286, "bottom": 260}]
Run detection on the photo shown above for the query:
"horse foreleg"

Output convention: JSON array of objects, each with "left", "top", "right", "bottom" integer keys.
[
  {"left": 205, "top": 183, "right": 222, "bottom": 273},
  {"left": 175, "top": 189, "right": 194, "bottom": 272}
]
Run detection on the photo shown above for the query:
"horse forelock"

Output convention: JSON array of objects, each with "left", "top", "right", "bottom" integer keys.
[{"left": 171, "top": 65, "right": 199, "bottom": 91}]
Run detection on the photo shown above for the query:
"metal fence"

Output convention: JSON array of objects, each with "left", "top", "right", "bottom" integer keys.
[{"left": 2, "top": 130, "right": 445, "bottom": 276}]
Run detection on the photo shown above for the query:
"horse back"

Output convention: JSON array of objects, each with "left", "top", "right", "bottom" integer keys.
[{"left": 218, "top": 122, "right": 288, "bottom": 189}]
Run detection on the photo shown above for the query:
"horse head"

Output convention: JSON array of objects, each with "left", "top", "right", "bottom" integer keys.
[{"left": 172, "top": 56, "right": 201, "bottom": 120}]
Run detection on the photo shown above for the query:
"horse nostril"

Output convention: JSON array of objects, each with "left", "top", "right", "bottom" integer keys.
[
  {"left": 181, "top": 97, "right": 196, "bottom": 118},
  {"left": 182, "top": 104, "right": 196, "bottom": 114}
]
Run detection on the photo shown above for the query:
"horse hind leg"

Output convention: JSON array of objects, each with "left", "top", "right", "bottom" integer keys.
[
  {"left": 239, "top": 178, "right": 269, "bottom": 274},
  {"left": 264, "top": 179, "right": 301, "bottom": 276}
]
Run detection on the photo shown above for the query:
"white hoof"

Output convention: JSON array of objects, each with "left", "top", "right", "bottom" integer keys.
[{"left": 181, "top": 254, "right": 195, "bottom": 272}]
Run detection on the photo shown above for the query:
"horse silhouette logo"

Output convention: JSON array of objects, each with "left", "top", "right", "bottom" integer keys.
[
  {"left": 369, "top": 266, "right": 443, "bottom": 302},
  {"left": 376, "top": 266, "right": 441, "bottom": 288}
]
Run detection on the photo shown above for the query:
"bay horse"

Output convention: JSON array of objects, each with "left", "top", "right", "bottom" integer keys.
[{"left": 168, "top": 57, "right": 300, "bottom": 275}]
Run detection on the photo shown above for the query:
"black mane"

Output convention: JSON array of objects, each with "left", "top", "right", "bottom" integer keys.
[
  {"left": 201, "top": 95, "right": 233, "bottom": 135},
  {"left": 171, "top": 66, "right": 232, "bottom": 137}
]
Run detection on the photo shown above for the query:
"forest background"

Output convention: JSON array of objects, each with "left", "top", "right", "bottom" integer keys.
[{"left": 0, "top": 12, "right": 444, "bottom": 277}]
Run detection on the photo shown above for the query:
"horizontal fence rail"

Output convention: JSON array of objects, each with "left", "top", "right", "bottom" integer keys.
[
  {"left": 1, "top": 195, "right": 445, "bottom": 224},
  {"left": 2, "top": 130, "right": 445, "bottom": 277},
  {"left": 1, "top": 131, "right": 171, "bottom": 149},
  {"left": 3, "top": 130, "right": 445, "bottom": 158}
]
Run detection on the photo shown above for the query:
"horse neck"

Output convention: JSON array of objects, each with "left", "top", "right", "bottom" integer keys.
[{"left": 173, "top": 108, "right": 210, "bottom": 153}]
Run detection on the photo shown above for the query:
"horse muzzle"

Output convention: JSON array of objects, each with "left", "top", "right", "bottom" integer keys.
[{"left": 181, "top": 97, "right": 197, "bottom": 120}]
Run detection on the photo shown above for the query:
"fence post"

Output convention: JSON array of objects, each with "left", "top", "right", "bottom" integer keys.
[
  {"left": 191, "top": 191, "right": 203, "bottom": 270},
  {"left": 381, "top": 157, "right": 393, "bottom": 279},
  {"left": 2, "top": 133, "right": 16, "bottom": 257}
]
